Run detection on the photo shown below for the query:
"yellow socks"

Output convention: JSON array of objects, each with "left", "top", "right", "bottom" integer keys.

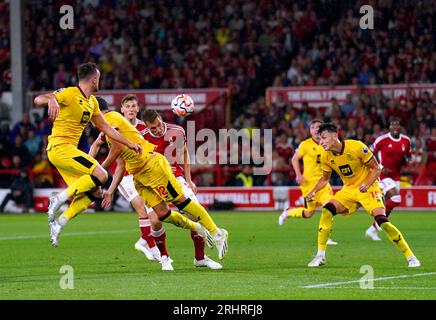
[
  {"left": 179, "top": 200, "right": 218, "bottom": 234},
  {"left": 317, "top": 208, "right": 334, "bottom": 251},
  {"left": 288, "top": 207, "right": 305, "bottom": 218},
  {"left": 65, "top": 175, "right": 100, "bottom": 199},
  {"left": 381, "top": 221, "right": 414, "bottom": 258},
  {"left": 63, "top": 194, "right": 93, "bottom": 220},
  {"left": 162, "top": 210, "right": 198, "bottom": 231}
]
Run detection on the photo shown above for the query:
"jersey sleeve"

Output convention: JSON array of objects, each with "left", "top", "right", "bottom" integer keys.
[
  {"left": 53, "top": 88, "right": 70, "bottom": 106},
  {"left": 91, "top": 96, "right": 102, "bottom": 116},
  {"left": 296, "top": 141, "right": 306, "bottom": 157},
  {"left": 370, "top": 138, "right": 382, "bottom": 153},
  {"left": 358, "top": 141, "right": 374, "bottom": 164},
  {"left": 320, "top": 151, "right": 331, "bottom": 172},
  {"left": 406, "top": 139, "right": 412, "bottom": 157}
]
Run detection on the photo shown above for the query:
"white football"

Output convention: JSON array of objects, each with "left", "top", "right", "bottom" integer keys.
[{"left": 171, "top": 94, "right": 195, "bottom": 117}]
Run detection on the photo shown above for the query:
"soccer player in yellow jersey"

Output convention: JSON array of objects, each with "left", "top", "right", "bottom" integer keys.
[
  {"left": 33, "top": 62, "right": 142, "bottom": 247},
  {"left": 306, "top": 123, "right": 420, "bottom": 268},
  {"left": 100, "top": 110, "right": 229, "bottom": 261},
  {"left": 278, "top": 120, "right": 337, "bottom": 245}
]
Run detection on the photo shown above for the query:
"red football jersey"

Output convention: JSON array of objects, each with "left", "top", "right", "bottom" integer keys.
[
  {"left": 142, "top": 122, "right": 186, "bottom": 177},
  {"left": 370, "top": 133, "right": 411, "bottom": 180}
]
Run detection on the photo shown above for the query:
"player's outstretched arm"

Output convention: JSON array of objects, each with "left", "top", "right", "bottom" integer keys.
[
  {"left": 101, "top": 140, "right": 123, "bottom": 170},
  {"left": 291, "top": 151, "right": 304, "bottom": 185},
  {"left": 102, "top": 157, "right": 125, "bottom": 209},
  {"left": 359, "top": 157, "right": 382, "bottom": 192},
  {"left": 306, "top": 170, "right": 330, "bottom": 201},
  {"left": 88, "top": 136, "right": 105, "bottom": 158},
  {"left": 33, "top": 93, "right": 60, "bottom": 120},
  {"left": 91, "top": 114, "right": 143, "bottom": 156}
]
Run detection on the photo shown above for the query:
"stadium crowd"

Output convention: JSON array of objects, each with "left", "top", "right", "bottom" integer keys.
[{"left": 0, "top": 0, "right": 435, "bottom": 188}]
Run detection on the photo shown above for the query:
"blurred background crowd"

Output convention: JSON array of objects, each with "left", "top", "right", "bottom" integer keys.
[{"left": 0, "top": 0, "right": 435, "bottom": 188}]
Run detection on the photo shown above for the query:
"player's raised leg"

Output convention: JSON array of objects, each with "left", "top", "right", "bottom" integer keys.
[
  {"left": 50, "top": 193, "right": 95, "bottom": 247},
  {"left": 47, "top": 145, "right": 108, "bottom": 221},
  {"left": 373, "top": 210, "right": 420, "bottom": 267},
  {"left": 174, "top": 196, "right": 228, "bottom": 260}
]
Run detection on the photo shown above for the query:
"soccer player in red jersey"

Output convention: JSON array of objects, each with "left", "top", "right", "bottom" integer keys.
[{"left": 365, "top": 117, "right": 412, "bottom": 241}]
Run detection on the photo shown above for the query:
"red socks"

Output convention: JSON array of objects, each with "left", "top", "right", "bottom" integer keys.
[{"left": 191, "top": 230, "right": 205, "bottom": 260}]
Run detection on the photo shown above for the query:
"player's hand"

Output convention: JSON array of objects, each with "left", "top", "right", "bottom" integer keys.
[
  {"left": 296, "top": 174, "right": 305, "bottom": 185},
  {"left": 306, "top": 191, "right": 315, "bottom": 202},
  {"left": 187, "top": 180, "right": 197, "bottom": 194},
  {"left": 101, "top": 191, "right": 113, "bottom": 209},
  {"left": 129, "top": 143, "right": 142, "bottom": 157},
  {"left": 48, "top": 97, "right": 60, "bottom": 121},
  {"left": 359, "top": 184, "right": 369, "bottom": 193}
]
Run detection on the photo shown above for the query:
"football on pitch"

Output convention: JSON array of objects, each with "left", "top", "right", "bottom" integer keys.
[{"left": 171, "top": 94, "right": 195, "bottom": 117}]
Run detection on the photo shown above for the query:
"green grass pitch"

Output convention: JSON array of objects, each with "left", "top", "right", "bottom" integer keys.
[{"left": 1, "top": 210, "right": 435, "bottom": 300}]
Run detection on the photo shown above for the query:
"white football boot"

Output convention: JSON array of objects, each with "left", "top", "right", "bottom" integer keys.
[
  {"left": 407, "top": 256, "right": 421, "bottom": 268},
  {"left": 365, "top": 226, "right": 382, "bottom": 241},
  {"left": 327, "top": 238, "right": 338, "bottom": 245},
  {"left": 49, "top": 220, "right": 63, "bottom": 247},
  {"left": 161, "top": 255, "right": 174, "bottom": 271},
  {"left": 194, "top": 256, "right": 223, "bottom": 270},
  {"left": 213, "top": 228, "right": 229, "bottom": 260},
  {"left": 47, "top": 192, "right": 64, "bottom": 223},
  {"left": 278, "top": 208, "right": 290, "bottom": 225},
  {"left": 308, "top": 255, "right": 326, "bottom": 267},
  {"left": 134, "top": 238, "right": 160, "bottom": 262}
]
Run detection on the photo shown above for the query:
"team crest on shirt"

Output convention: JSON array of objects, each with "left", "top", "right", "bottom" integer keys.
[
  {"left": 55, "top": 88, "right": 65, "bottom": 93},
  {"left": 362, "top": 147, "right": 369, "bottom": 153}
]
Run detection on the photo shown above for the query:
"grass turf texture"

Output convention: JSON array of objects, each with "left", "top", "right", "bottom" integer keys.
[{"left": 0, "top": 211, "right": 435, "bottom": 300}]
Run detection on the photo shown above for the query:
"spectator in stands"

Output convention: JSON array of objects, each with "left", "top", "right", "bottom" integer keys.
[
  {"left": 234, "top": 164, "right": 253, "bottom": 187},
  {"left": 32, "top": 150, "right": 54, "bottom": 188},
  {"left": 9, "top": 113, "right": 34, "bottom": 144},
  {"left": 10, "top": 135, "right": 31, "bottom": 166},
  {"left": 0, "top": 168, "right": 34, "bottom": 213},
  {"left": 340, "top": 94, "right": 356, "bottom": 117},
  {"left": 24, "top": 129, "right": 42, "bottom": 157}
]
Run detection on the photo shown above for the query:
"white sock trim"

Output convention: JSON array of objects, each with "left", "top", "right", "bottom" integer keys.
[
  {"left": 151, "top": 227, "right": 165, "bottom": 238},
  {"left": 316, "top": 249, "right": 326, "bottom": 257},
  {"left": 139, "top": 219, "right": 151, "bottom": 227}
]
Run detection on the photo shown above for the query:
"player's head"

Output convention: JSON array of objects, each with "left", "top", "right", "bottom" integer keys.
[
  {"left": 121, "top": 94, "right": 140, "bottom": 122},
  {"left": 310, "top": 119, "right": 323, "bottom": 141},
  {"left": 142, "top": 109, "right": 165, "bottom": 137},
  {"left": 77, "top": 62, "right": 100, "bottom": 92},
  {"left": 96, "top": 97, "right": 109, "bottom": 114},
  {"left": 317, "top": 123, "right": 339, "bottom": 151},
  {"left": 389, "top": 117, "right": 401, "bottom": 138}
]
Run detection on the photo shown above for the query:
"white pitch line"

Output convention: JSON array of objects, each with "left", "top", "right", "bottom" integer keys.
[
  {"left": 301, "top": 272, "right": 436, "bottom": 289},
  {"left": 0, "top": 229, "right": 137, "bottom": 241}
]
